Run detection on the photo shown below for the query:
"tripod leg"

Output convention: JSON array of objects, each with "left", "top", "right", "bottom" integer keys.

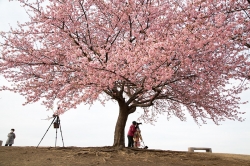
[
  {"left": 36, "top": 117, "right": 56, "bottom": 148},
  {"left": 55, "top": 128, "right": 58, "bottom": 147},
  {"left": 59, "top": 118, "right": 65, "bottom": 147}
]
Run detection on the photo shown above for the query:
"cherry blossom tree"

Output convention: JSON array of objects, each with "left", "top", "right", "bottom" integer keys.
[{"left": 0, "top": 0, "right": 250, "bottom": 147}]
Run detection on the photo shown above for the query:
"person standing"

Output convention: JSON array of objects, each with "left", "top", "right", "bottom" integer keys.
[
  {"left": 133, "top": 127, "right": 143, "bottom": 148},
  {"left": 5, "top": 129, "right": 16, "bottom": 146},
  {"left": 127, "top": 121, "right": 137, "bottom": 147}
]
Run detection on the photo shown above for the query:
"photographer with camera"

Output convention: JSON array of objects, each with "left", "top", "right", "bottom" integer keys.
[{"left": 127, "top": 121, "right": 137, "bottom": 147}]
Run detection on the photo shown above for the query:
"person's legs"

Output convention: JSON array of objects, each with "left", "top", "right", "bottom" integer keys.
[
  {"left": 127, "top": 136, "right": 131, "bottom": 147},
  {"left": 127, "top": 136, "right": 134, "bottom": 147},
  {"left": 134, "top": 141, "right": 139, "bottom": 148}
]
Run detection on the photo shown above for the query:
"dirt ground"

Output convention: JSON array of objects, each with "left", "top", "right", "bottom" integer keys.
[{"left": 0, "top": 146, "right": 250, "bottom": 166}]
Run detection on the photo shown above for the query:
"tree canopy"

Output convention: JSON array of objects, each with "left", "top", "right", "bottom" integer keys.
[{"left": 0, "top": 0, "right": 250, "bottom": 146}]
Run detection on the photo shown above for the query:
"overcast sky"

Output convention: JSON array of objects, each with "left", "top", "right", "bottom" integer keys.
[{"left": 0, "top": 0, "right": 250, "bottom": 155}]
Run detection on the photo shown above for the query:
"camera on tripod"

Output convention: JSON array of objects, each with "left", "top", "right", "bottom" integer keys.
[
  {"left": 136, "top": 122, "right": 142, "bottom": 126},
  {"left": 37, "top": 112, "right": 64, "bottom": 148},
  {"left": 53, "top": 114, "right": 60, "bottom": 129}
]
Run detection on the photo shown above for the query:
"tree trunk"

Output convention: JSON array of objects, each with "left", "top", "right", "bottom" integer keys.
[{"left": 113, "top": 100, "right": 129, "bottom": 147}]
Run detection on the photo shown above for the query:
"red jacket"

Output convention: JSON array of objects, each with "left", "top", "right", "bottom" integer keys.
[{"left": 127, "top": 124, "right": 136, "bottom": 136}]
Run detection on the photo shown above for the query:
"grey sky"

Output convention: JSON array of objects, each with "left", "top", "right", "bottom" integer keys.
[{"left": 0, "top": 0, "right": 249, "bottom": 155}]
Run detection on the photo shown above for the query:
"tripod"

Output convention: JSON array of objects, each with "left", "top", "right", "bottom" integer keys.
[{"left": 36, "top": 114, "right": 65, "bottom": 148}]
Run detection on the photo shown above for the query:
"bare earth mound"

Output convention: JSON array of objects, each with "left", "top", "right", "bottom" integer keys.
[{"left": 0, "top": 146, "right": 249, "bottom": 166}]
